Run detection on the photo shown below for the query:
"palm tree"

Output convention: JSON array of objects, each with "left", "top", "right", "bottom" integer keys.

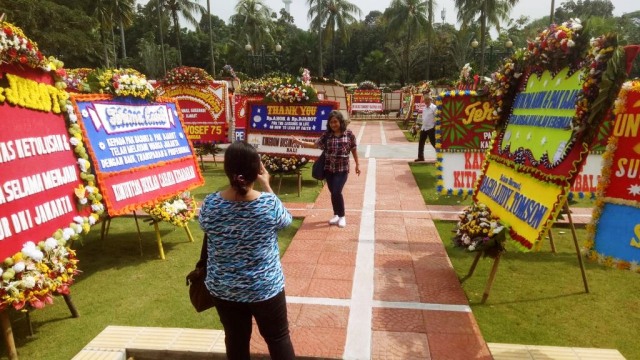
[
  {"left": 156, "top": 0, "right": 168, "bottom": 75},
  {"left": 115, "top": 0, "right": 135, "bottom": 60},
  {"left": 234, "top": 0, "right": 274, "bottom": 56},
  {"left": 94, "top": 0, "right": 115, "bottom": 67},
  {"left": 149, "top": 0, "right": 205, "bottom": 66},
  {"left": 454, "top": 0, "right": 519, "bottom": 75},
  {"left": 384, "top": 0, "right": 430, "bottom": 83},
  {"left": 307, "top": 0, "right": 361, "bottom": 78},
  {"left": 206, "top": 0, "right": 216, "bottom": 76},
  {"left": 425, "top": 0, "right": 436, "bottom": 80},
  {"left": 94, "top": 0, "right": 135, "bottom": 66}
]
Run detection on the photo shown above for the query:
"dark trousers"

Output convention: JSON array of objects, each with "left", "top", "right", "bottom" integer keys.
[
  {"left": 325, "top": 171, "right": 348, "bottom": 217},
  {"left": 417, "top": 128, "right": 436, "bottom": 160},
  {"left": 214, "top": 290, "right": 295, "bottom": 360}
]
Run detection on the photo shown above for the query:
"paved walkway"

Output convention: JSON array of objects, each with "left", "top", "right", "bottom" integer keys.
[{"left": 264, "top": 121, "right": 489, "bottom": 359}]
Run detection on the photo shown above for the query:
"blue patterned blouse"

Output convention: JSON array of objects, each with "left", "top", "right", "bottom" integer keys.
[{"left": 198, "top": 192, "right": 292, "bottom": 302}]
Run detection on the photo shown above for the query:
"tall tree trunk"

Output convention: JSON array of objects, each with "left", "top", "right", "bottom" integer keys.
[
  {"left": 405, "top": 27, "right": 411, "bottom": 83},
  {"left": 111, "top": 26, "right": 118, "bottom": 67},
  {"left": 100, "top": 13, "right": 111, "bottom": 67},
  {"left": 426, "top": 0, "right": 433, "bottom": 80},
  {"left": 318, "top": 30, "right": 324, "bottom": 76},
  {"left": 426, "top": 42, "right": 432, "bottom": 80},
  {"left": 100, "top": 28, "right": 111, "bottom": 68},
  {"left": 331, "top": 31, "right": 336, "bottom": 78},
  {"left": 157, "top": 0, "right": 167, "bottom": 75},
  {"left": 207, "top": 0, "right": 215, "bottom": 76},
  {"left": 116, "top": 0, "right": 127, "bottom": 59},
  {"left": 172, "top": 11, "right": 183, "bottom": 65},
  {"left": 479, "top": 1, "right": 487, "bottom": 76}
]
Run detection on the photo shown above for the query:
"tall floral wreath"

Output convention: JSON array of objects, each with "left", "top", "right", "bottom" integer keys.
[
  {"left": 238, "top": 77, "right": 281, "bottom": 96},
  {"left": 0, "top": 21, "right": 104, "bottom": 311},
  {"left": 583, "top": 79, "right": 640, "bottom": 272},
  {"left": 0, "top": 21, "right": 47, "bottom": 69},
  {"left": 162, "top": 66, "right": 214, "bottom": 86},
  {"left": 64, "top": 68, "right": 93, "bottom": 92},
  {"left": 478, "top": 18, "right": 625, "bottom": 250},
  {"left": 85, "top": 68, "right": 156, "bottom": 100},
  {"left": 264, "top": 82, "right": 317, "bottom": 103},
  {"left": 358, "top": 80, "right": 378, "bottom": 90}
]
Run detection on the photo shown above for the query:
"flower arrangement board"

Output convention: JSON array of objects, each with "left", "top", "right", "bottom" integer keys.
[
  {"left": 233, "top": 94, "right": 264, "bottom": 141},
  {"left": 246, "top": 101, "right": 339, "bottom": 160},
  {"left": 0, "top": 64, "right": 89, "bottom": 260},
  {"left": 435, "top": 91, "right": 497, "bottom": 195},
  {"left": 351, "top": 89, "right": 383, "bottom": 113},
  {"left": 437, "top": 91, "right": 496, "bottom": 151},
  {"left": 585, "top": 80, "right": 640, "bottom": 270},
  {"left": 156, "top": 81, "right": 230, "bottom": 144},
  {"left": 477, "top": 68, "right": 611, "bottom": 250},
  {"left": 401, "top": 94, "right": 425, "bottom": 124},
  {"left": 475, "top": 20, "right": 625, "bottom": 250},
  {"left": 0, "top": 21, "right": 94, "bottom": 313},
  {"left": 70, "top": 94, "right": 204, "bottom": 217},
  {"left": 455, "top": 63, "right": 482, "bottom": 91},
  {"left": 412, "top": 94, "right": 425, "bottom": 114}
]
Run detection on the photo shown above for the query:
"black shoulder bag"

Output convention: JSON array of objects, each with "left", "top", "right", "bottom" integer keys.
[
  {"left": 312, "top": 136, "right": 327, "bottom": 181},
  {"left": 185, "top": 234, "right": 216, "bottom": 312}
]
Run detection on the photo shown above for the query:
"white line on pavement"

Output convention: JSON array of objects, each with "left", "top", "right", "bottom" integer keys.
[
  {"left": 285, "top": 296, "right": 471, "bottom": 313},
  {"left": 373, "top": 300, "right": 471, "bottom": 312},
  {"left": 357, "top": 121, "right": 366, "bottom": 145},
  {"left": 286, "top": 296, "right": 351, "bottom": 307},
  {"left": 379, "top": 121, "right": 387, "bottom": 145},
  {"left": 343, "top": 157, "right": 376, "bottom": 360}
]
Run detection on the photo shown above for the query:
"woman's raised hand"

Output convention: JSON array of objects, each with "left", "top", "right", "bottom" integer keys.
[{"left": 257, "top": 162, "right": 273, "bottom": 193}]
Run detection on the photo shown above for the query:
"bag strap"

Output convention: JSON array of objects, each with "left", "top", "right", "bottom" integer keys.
[
  {"left": 195, "top": 234, "right": 208, "bottom": 269},
  {"left": 322, "top": 133, "right": 328, "bottom": 154}
]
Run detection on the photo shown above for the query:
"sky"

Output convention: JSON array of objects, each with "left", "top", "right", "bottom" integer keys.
[{"left": 169, "top": 0, "right": 639, "bottom": 32}]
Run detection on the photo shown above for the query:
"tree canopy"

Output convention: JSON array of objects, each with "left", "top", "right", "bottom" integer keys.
[{"left": 1, "top": 0, "right": 637, "bottom": 83}]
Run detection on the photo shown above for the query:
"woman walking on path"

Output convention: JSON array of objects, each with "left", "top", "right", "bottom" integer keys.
[
  {"left": 292, "top": 110, "right": 360, "bottom": 228},
  {"left": 198, "top": 141, "right": 295, "bottom": 360}
]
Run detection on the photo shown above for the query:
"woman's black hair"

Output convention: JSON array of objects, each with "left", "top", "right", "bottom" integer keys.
[
  {"left": 325, "top": 110, "right": 347, "bottom": 133},
  {"left": 224, "top": 141, "right": 261, "bottom": 196}
]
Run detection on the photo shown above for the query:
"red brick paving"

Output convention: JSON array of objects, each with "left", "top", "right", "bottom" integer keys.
[{"left": 260, "top": 121, "right": 492, "bottom": 359}]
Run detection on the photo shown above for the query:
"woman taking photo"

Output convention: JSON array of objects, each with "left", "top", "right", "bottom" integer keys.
[
  {"left": 292, "top": 110, "right": 360, "bottom": 228},
  {"left": 198, "top": 141, "right": 295, "bottom": 360}
]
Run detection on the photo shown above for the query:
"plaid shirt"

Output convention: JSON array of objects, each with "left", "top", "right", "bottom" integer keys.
[{"left": 316, "top": 130, "right": 357, "bottom": 173}]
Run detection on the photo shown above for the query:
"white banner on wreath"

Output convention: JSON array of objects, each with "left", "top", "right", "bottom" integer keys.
[
  {"left": 440, "top": 152, "right": 602, "bottom": 193},
  {"left": 352, "top": 103, "right": 383, "bottom": 112},
  {"left": 247, "top": 133, "right": 323, "bottom": 159}
]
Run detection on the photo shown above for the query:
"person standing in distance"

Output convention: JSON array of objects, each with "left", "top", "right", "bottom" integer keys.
[
  {"left": 198, "top": 141, "right": 295, "bottom": 360},
  {"left": 415, "top": 92, "right": 437, "bottom": 162},
  {"left": 292, "top": 110, "right": 360, "bottom": 228}
]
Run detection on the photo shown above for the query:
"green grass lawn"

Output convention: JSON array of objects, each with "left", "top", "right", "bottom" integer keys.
[
  {"left": 0, "top": 162, "right": 315, "bottom": 360},
  {"left": 437, "top": 221, "right": 640, "bottom": 360},
  {"left": 396, "top": 120, "right": 418, "bottom": 142},
  {"left": 410, "top": 158, "right": 638, "bottom": 359}
]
